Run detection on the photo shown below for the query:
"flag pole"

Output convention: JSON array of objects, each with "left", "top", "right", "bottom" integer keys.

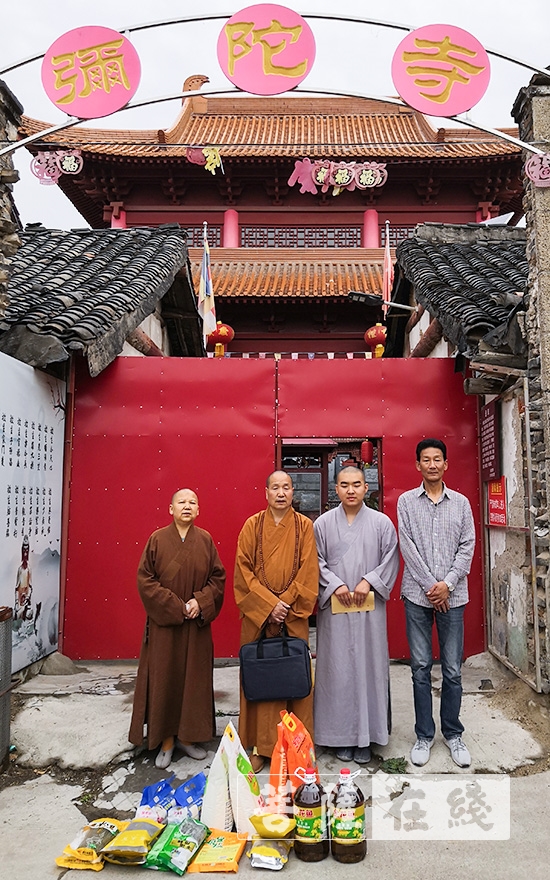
[{"left": 197, "top": 220, "right": 217, "bottom": 350}]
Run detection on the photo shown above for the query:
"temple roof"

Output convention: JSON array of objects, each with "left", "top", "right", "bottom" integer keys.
[
  {"left": 1, "top": 224, "right": 202, "bottom": 375},
  {"left": 393, "top": 223, "right": 527, "bottom": 367},
  {"left": 20, "top": 93, "right": 520, "bottom": 162},
  {"left": 188, "top": 247, "right": 387, "bottom": 300}
]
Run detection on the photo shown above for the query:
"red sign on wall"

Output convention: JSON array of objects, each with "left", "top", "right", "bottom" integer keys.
[{"left": 488, "top": 477, "right": 507, "bottom": 528}]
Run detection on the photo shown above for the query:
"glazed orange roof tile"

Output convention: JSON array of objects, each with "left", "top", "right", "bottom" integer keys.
[
  {"left": 20, "top": 93, "right": 520, "bottom": 161},
  {"left": 188, "top": 247, "right": 389, "bottom": 299}
]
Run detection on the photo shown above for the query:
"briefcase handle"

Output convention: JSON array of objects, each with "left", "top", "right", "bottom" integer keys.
[{"left": 256, "top": 623, "right": 290, "bottom": 658}]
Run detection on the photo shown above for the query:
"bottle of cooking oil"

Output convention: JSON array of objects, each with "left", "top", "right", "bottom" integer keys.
[
  {"left": 330, "top": 767, "right": 367, "bottom": 863},
  {"left": 292, "top": 767, "right": 329, "bottom": 862}
]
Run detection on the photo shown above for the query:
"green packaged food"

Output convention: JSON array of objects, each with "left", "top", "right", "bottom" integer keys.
[{"left": 147, "top": 818, "right": 209, "bottom": 876}]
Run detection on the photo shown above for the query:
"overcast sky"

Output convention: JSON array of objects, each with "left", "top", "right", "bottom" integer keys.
[{"left": 2, "top": 0, "right": 548, "bottom": 229}]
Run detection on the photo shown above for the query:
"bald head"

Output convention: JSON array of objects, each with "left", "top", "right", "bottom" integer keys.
[
  {"left": 336, "top": 466, "right": 365, "bottom": 484},
  {"left": 336, "top": 466, "right": 367, "bottom": 513},
  {"left": 170, "top": 488, "right": 199, "bottom": 532},
  {"left": 171, "top": 488, "right": 198, "bottom": 505},
  {"left": 265, "top": 470, "right": 294, "bottom": 519}
]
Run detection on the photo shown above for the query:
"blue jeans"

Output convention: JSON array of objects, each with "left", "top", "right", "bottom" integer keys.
[{"left": 404, "top": 598, "right": 465, "bottom": 741}]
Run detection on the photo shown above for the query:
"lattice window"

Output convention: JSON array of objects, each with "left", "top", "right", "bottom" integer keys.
[
  {"left": 380, "top": 225, "right": 415, "bottom": 246},
  {"left": 240, "top": 226, "right": 362, "bottom": 248},
  {"left": 185, "top": 225, "right": 222, "bottom": 247}
]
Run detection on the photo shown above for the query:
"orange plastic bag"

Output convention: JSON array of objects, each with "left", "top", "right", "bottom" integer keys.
[
  {"left": 268, "top": 722, "right": 290, "bottom": 813},
  {"left": 280, "top": 711, "right": 318, "bottom": 793},
  {"left": 268, "top": 711, "right": 318, "bottom": 809}
]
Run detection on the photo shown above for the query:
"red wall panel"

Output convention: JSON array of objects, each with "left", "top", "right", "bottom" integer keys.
[
  {"left": 63, "top": 356, "right": 483, "bottom": 661},
  {"left": 277, "top": 358, "right": 483, "bottom": 658},
  {"left": 63, "top": 357, "right": 276, "bottom": 659}
]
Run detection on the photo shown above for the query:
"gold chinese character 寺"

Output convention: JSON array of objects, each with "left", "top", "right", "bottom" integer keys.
[{"left": 402, "top": 35, "right": 486, "bottom": 105}]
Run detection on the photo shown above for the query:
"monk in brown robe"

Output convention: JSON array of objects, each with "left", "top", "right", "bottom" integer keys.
[
  {"left": 129, "top": 489, "right": 225, "bottom": 769},
  {"left": 234, "top": 471, "right": 319, "bottom": 773}
]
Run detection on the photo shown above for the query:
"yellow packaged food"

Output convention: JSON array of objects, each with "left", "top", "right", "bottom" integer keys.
[
  {"left": 186, "top": 828, "right": 247, "bottom": 873},
  {"left": 63, "top": 818, "right": 127, "bottom": 863},
  {"left": 101, "top": 818, "right": 164, "bottom": 865},
  {"left": 247, "top": 836, "right": 293, "bottom": 870},
  {"left": 249, "top": 814, "right": 296, "bottom": 839}
]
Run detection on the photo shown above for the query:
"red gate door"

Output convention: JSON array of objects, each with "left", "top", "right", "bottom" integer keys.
[
  {"left": 63, "top": 357, "right": 276, "bottom": 659},
  {"left": 276, "top": 357, "right": 484, "bottom": 659}
]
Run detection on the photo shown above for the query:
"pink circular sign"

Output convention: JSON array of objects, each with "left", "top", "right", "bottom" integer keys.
[
  {"left": 391, "top": 24, "right": 490, "bottom": 117},
  {"left": 217, "top": 3, "right": 315, "bottom": 96},
  {"left": 41, "top": 26, "right": 141, "bottom": 119}
]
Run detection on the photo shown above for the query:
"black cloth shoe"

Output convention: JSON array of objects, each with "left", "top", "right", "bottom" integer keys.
[
  {"left": 335, "top": 746, "right": 354, "bottom": 761},
  {"left": 353, "top": 746, "right": 371, "bottom": 764}
]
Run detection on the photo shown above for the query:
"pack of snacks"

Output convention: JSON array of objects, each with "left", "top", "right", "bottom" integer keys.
[
  {"left": 186, "top": 829, "right": 247, "bottom": 873},
  {"left": 102, "top": 818, "right": 165, "bottom": 865},
  {"left": 145, "top": 818, "right": 209, "bottom": 876},
  {"left": 56, "top": 817, "right": 127, "bottom": 870},
  {"left": 137, "top": 777, "right": 177, "bottom": 822},
  {"left": 247, "top": 837, "right": 293, "bottom": 870},
  {"left": 167, "top": 772, "right": 207, "bottom": 823}
]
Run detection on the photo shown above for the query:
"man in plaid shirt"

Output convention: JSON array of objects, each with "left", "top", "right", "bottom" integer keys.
[{"left": 397, "top": 439, "right": 475, "bottom": 769}]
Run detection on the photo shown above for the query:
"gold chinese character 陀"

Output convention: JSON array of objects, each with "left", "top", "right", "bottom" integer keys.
[{"left": 225, "top": 19, "right": 308, "bottom": 77}]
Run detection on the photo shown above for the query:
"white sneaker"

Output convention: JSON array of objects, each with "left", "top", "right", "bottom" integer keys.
[
  {"left": 445, "top": 736, "right": 471, "bottom": 767},
  {"left": 410, "top": 738, "right": 434, "bottom": 766}
]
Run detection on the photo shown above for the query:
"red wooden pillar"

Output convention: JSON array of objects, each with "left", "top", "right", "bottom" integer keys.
[
  {"left": 362, "top": 208, "right": 379, "bottom": 247},
  {"left": 223, "top": 209, "right": 239, "bottom": 247}
]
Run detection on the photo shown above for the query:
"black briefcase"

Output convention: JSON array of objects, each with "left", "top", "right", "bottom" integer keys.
[{"left": 239, "top": 624, "right": 312, "bottom": 702}]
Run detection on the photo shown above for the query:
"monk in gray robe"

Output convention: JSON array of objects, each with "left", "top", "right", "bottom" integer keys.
[
  {"left": 313, "top": 467, "right": 399, "bottom": 764},
  {"left": 129, "top": 489, "right": 225, "bottom": 769}
]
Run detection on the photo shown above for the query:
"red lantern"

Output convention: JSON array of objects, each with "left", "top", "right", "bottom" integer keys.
[
  {"left": 208, "top": 320, "right": 235, "bottom": 356},
  {"left": 361, "top": 440, "right": 374, "bottom": 465},
  {"left": 364, "top": 322, "right": 387, "bottom": 358}
]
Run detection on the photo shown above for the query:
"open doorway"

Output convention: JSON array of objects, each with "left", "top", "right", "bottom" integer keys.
[{"left": 278, "top": 437, "right": 381, "bottom": 521}]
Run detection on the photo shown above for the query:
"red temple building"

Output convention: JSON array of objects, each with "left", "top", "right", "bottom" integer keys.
[
  {"left": 7, "top": 81, "right": 525, "bottom": 661},
  {"left": 21, "top": 76, "right": 523, "bottom": 356}
]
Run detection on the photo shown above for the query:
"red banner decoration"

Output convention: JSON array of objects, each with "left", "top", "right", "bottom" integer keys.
[
  {"left": 488, "top": 477, "right": 506, "bottom": 528},
  {"left": 288, "top": 158, "right": 387, "bottom": 196},
  {"left": 524, "top": 153, "right": 550, "bottom": 187},
  {"left": 30, "top": 149, "right": 84, "bottom": 185},
  {"left": 41, "top": 26, "right": 141, "bottom": 119},
  {"left": 217, "top": 3, "right": 315, "bottom": 96},
  {"left": 391, "top": 24, "right": 490, "bottom": 117}
]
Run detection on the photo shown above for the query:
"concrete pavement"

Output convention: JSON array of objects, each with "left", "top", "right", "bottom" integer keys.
[{"left": 2, "top": 651, "right": 549, "bottom": 878}]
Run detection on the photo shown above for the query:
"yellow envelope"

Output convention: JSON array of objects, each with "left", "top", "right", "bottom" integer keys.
[{"left": 330, "top": 591, "right": 375, "bottom": 613}]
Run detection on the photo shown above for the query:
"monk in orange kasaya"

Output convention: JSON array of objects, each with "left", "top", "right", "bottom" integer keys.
[{"left": 234, "top": 471, "right": 319, "bottom": 773}]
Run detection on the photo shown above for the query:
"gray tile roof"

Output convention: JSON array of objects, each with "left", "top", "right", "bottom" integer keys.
[
  {"left": 394, "top": 223, "right": 528, "bottom": 361},
  {"left": 0, "top": 224, "right": 203, "bottom": 375}
]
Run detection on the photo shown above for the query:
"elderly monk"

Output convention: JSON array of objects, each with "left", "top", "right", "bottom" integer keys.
[
  {"left": 129, "top": 489, "right": 225, "bottom": 769},
  {"left": 234, "top": 471, "right": 319, "bottom": 773},
  {"left": 314, "top": 467, "right": 399, "bottom": 765}
]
